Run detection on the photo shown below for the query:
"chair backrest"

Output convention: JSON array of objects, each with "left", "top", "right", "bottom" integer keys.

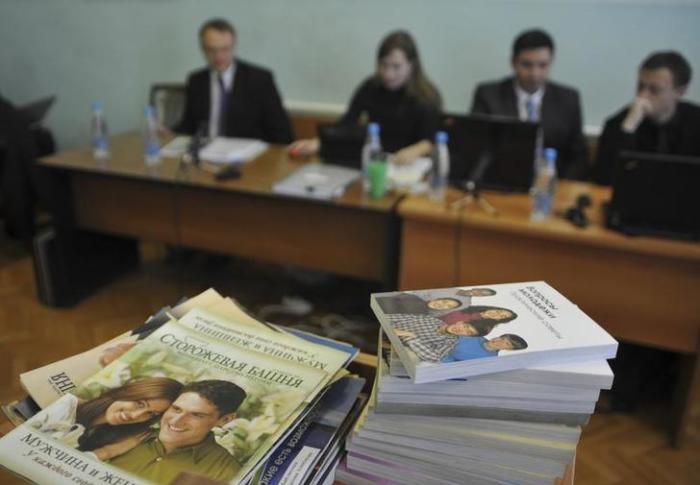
[{"left": 149, "top": 83, "right": 185, "bottom": 129}]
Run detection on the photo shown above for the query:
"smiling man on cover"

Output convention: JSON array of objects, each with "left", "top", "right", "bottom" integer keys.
[{"left": 108, "top": 379, "right": 247, "bottom": 484}]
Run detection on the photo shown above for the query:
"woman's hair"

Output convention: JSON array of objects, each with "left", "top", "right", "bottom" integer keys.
[
  {"left": 441, "top": 319, "right": 496, "bottom": 337},
  {"left": 440, "top": 305, "right": 518, "bottom": 329},
  {"left": 76, "top": 377, "right": 183, "bottom": 452},
  {"left": 375, "top": 30, "right": 442, "bottom": 110}
]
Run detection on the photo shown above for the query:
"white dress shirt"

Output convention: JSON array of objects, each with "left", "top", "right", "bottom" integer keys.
[
  {"left": 514, "top": 83, "right": 545, "bottom": 122},
  {"left": 209, "top": 63, "right": 236, "bottom": 138}
]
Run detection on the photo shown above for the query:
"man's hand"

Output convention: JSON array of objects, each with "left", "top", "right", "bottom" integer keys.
[{"left": 622, "top": 97, "right": 653, "bottom": 133}]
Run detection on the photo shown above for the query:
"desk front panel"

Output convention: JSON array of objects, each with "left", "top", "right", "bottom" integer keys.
[
  {"left": 71, "top": 172, "right": 392, "bottom": 282},
  {"left": 454, "top": 225, "right": 700, "bottom": 354}
]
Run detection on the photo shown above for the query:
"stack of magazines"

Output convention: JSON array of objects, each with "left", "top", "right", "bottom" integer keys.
[
  {"left": 339, "top": 281, "right": 618, "bottom": 485},
  {"left": 0, "top": 289, "right": 367, "bottom": 485}
]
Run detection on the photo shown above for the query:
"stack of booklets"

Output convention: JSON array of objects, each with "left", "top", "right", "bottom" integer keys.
[
  {"left": 0, "top": 289, "right": 366, "bottom": 485},
  {"left": 341, "top": 281, "right": 618, "bottom": 485}
]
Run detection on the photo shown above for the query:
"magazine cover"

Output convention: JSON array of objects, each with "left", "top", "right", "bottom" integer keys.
[
  {"left": 0, "top": 321, "right": 328, "bottom": 485},
  {"left": 177, "top": 308, "right": 354, "bottom": 388},
  {"left": 250, "top": 376, "right": 365, "bottom": 485},
  {"left": 371, "top": 281, "right": 618, "bottom": 383},
  {"left": 19, "top": 289, "right": 226, "bottom": 408}
]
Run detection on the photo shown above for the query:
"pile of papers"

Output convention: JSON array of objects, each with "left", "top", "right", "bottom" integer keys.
[
  {"left": 340, "top": 281, "right": 618, "bottom": 485},
  {"left": 161, "top": 136, "right": 268, "bottom": 164},
  {"left": 0, "top": 289, "right": 366, "bottom": 485},
  {"left": 273, "top": 163, "right": 361, "bottom": 200}
]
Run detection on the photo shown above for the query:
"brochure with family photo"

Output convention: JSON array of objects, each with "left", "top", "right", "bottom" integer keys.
[
  {"left": 371, "top": 281, "right": 618, "bottom": 384},
  {"left": 0, "top": 319, "right": 331, "bottom": 485}
]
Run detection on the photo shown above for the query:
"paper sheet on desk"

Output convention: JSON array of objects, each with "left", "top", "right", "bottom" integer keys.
[
  {"left": 388, "top": 156, "right": 432, "bottom": 190},
  {"left": 200, "top": 137, "right": 269, "bottom": 164},
  {"left": 160, "top": 136, "right": 268, "bottom": 164},
  {"left": 160, "top": 136, "right": 191, "bottom": 157}
]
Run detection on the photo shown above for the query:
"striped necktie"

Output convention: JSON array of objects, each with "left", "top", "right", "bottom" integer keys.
[{"left": 526, "top": 97, "right": 538, "bottom": 122}]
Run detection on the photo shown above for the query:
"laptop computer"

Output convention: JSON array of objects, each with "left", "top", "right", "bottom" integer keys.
[
  {"left": 318, "top": 123, "right": 365, "bottom": 169},
  {"left": 272, "top": 162, "right": 361, "bottom": 200},
  {"left": 606, "top": 151, "right": 700, "bottom": 240},
  {"left": 443, "top": 114, "right": 540, "bottom": 192}
]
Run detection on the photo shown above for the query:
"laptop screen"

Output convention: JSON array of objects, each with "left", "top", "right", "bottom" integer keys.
[
  {"left": 607, "top": 151, "right": 700, "bottom": 240},
  {"left": 443, "top": 114, "right": 539, "bottom": 192},
  {"left": 318, "top": 124, "right": 365, "bottom": 169}
]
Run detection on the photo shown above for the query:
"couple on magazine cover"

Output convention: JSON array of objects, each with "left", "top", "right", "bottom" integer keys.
[
  {"left": 29, "top": 377, "right": 247, "bottom": 483},
  {"left": 377, "top": 288, "right": 528, "bottom": 363}
]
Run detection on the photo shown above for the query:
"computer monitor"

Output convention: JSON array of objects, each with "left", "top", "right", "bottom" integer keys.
[
  {"left": 318, "top": 123, "right": 365, "bottom": 168},
  {"left": 606, "top": 151, "right": 700, "bottom": 240},
  {"left": 443, "top": 114, "right": 540, "bottom": 192}
]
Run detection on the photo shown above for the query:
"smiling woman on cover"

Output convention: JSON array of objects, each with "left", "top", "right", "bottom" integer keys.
[
  {"left": 29, "top": 377, "right": 183, "bottom": 461},
  {"left": 289, "top": 30, "right": 442, "bottom": 164}
]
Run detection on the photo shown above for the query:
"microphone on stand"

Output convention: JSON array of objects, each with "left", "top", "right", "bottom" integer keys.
[
  {"left": 464, "top": 150, "right": 492, "bottom": 194},
  {"left": 181, "top": 121, "right": 208, "bottom": 167}
]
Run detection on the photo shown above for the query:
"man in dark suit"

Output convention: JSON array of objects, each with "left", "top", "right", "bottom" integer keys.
[
  {"left": 593, "top": 51, "right": 700, "bottom": 185},
  {"left": 471, "top": 29, "right": 589, "bottom": 180},
  {"left": 177, "top": 18, "right": 293, "bottom": 144}
]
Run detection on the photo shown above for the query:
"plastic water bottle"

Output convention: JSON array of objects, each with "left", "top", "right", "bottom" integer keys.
[
  {"left": 429, "top": 131, "right": 450, "bottom": 201},
  {"left": 143, "top": 105, "right": 161, "bottom": 167},
  {"left": 361, "top": 123, "right": 382, "bottom": 193},
  {"left": 90, "top": 101, "right": 109, "bottom": 160},
  {"left": 531, "top": 147, "right": 558, "bottom": 221}
]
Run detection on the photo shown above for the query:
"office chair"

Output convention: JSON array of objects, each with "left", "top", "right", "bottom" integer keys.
[{"left": 149, "top": 83, "right": 185, "bottom": 130}]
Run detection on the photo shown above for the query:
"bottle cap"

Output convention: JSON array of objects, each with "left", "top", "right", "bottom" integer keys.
[
  {"left": 92, "top": 101, "right": 103, "bottom": 112},
  {"left": 435, "top": 131, "right": 448, "bottom": 144},
  {"left": 145, "top": 105, "right": 156, "bottom": 117},
  {"left": 544, "top": 148, "right": 558, "bottom": 161},
  {"left": 368, "top": 122, "right": 380, "bottom": 135}
]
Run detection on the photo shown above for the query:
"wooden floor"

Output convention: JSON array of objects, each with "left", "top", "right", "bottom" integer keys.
[{"left": 0, "top": 237, "right": 698, "bottom": 484}]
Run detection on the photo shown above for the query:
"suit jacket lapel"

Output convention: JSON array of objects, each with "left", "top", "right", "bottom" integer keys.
[
  {"left": 227, "top": 62, "right": 246, "bottom": 131},
  {"left": 500, "top": 78, "right": 519, "bottom": 118},
  {"left": 541, "top": 84, "right": 556, "bottom": 125},
  {"left": 197, "top": 71, "right": 211, "bottom": 122}
]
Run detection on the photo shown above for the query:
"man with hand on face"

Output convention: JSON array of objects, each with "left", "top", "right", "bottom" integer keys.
[
  {"left": 177, "top": 18, "right": 293, "bottom": 143},
  {"left": 108, "top": 380, "right": 247, "bottom": 484},
  {"left": 471, "top": 29, "right": 589, "bottom": 180},
  {"left": 593, "top": 51, "right": 700, "bottom": 185}
]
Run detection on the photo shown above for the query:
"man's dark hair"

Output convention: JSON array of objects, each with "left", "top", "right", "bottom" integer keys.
[
  {"left": 640, "top": 51, "right": 692, "bottom": 88},
  {"left": 512, "top": 29, "right": 555, "bottom": 59},
  {"left": 500, "top": 334, "right": 528, "bottom": 350},
  {"left": 199, "top": 18, "right": 236, "bottom": 39},
  {"left": 181, "top": 379, "right": 247, "bottom": 416}
]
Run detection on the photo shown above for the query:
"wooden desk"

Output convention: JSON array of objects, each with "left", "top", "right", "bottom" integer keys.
[
  {"left": 38, "top": 133, "right": 401, "bottom": 304},
  {"left": 398, "top": 182, "right": 700, "bottom": 446}
]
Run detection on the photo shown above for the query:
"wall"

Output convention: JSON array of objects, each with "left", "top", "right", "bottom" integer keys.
[{"left": 1, "top": 0, "right": 698, "bottom": 148}]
